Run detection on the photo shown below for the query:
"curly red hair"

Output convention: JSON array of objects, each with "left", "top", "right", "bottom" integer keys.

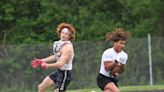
[
  {"left": 56, "top": 23, "right": 76, "bottom": 40},
  {"left": 106, "top": 28, "right": 131, "bottom": 42}
]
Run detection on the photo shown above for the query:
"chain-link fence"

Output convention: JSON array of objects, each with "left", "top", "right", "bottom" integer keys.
[{"left": 0, "top": 38, "right": 164, "bottom": 92}]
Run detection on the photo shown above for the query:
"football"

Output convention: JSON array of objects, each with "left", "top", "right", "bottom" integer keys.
[{"left": 111, "top": 64, "right": 122, "bottom": 76}]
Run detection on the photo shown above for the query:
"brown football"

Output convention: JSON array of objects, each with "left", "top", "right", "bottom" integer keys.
[{"left": 111, "top": 65, "right": 122, "bottom": 75}]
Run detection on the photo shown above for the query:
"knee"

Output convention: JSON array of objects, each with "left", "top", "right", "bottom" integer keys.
[
  {"left": 114, "top": 89, "right": 120, "bottom": 92},
  {"left": 104, "top": 88, "right": 120, "bottom": 92},
  {"left": 104, "top": 90, "right": 111, "bottom": 92},
  {"left": 38, "top": 84, "right": 45, "bottom": 91}
]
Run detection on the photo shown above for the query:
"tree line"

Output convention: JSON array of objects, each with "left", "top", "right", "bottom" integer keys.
[{"left": 0, "top": 0, "right": 164, "bottom": 44}]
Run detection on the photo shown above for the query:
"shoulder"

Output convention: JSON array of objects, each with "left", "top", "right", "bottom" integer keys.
[
  {"left": 61, "top": 44, "right": 73, "bottom": 56},
  {"left": 102, "top": 48, "right": 115, "bottom": 58},
  {"left": 63, "top": 43, "right": 72, "bottom": 48},
  {"left": 62, "top": 41, "right": 73, "bottom": 51},
  {"left": 62, "top": 41, "right": 73, "bottom": 47},
  {"left": 103, "top": 48, "right": 114, "bottom": 54},
  {"left": 120, "top": 51, "right": 128, "bottom": 58}
]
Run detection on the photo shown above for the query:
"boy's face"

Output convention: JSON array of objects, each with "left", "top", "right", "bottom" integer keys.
[
  {"left": 114, "top": 40, "right": 126, "bottom": 52},
  {"left": 60, "top": 28, "right": 71, "bottom": 41}
]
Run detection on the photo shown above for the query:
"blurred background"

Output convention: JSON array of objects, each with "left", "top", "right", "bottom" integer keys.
[{"left": 0, "top": 0, "right": 164, "bottom": 92}]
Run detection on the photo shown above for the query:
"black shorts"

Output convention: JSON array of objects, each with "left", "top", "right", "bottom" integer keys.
[
  {"left": 49, "top": 70, "right": 72, "bottom": 91},
  {"left": 97, "top": 73, "right": 118, "bottom": 91}
]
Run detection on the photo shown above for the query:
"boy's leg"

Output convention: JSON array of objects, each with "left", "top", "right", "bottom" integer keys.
[
  {"left": 38, "top": 76, "right": 54, "bottom": 92},
  {"left": 104, "top": 82, "right": 119, "bottom": 92}
]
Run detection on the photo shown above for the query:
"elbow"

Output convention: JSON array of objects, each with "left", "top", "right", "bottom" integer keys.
[
  {"left": 104, "top": 61, "right": 113, "bottom": 71},
  {"left": 58, "top": 62, "right": 65, "bottom": 68},
  {"left": 51, "top": 62, "right": 65, "bottom": 68},
  {"left": 105, "top": 64, "right": 114, "bottom": 71}
]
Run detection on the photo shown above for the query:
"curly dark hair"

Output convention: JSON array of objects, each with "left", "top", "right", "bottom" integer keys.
[
  {"left": 106, "top": 28, "right": 131, "bottom": 42},
  {"left": 56, "top": 23, "right": 76, "bottom": 40}
]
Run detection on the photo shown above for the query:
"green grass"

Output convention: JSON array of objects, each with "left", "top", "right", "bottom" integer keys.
[
  {"left": 120, "top": 85, "right": 164, "bottom": 91},
  {"left": 2, "top": 85, "right": 164, "bottom": 92},
  {"left": 67, "top": 85, "right": 164, "bottom": 92}
]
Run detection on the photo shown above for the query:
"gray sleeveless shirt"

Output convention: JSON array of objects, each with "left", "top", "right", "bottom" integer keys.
[{"left": 53, "top": 40, "right": 74, "bottom": 70}]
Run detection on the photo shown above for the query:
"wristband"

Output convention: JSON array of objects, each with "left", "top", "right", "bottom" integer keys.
[{"left": 41, "top": 62, "right": 47, "bottom": 70}]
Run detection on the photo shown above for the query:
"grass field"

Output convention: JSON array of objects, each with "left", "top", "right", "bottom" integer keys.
[
  {"left": 2, "top": 85, "right": 164, "bottom": 92},
  {"left": 67, "top": 85, "right": 164, "bottom": 92}
]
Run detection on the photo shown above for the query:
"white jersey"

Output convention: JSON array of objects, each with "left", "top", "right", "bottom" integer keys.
[
  {"left": 99, "top": 48, "right": 128, "bottom": 77},
  {"left": 53, "top": 40, "right": 74, "bottom": 70}
]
